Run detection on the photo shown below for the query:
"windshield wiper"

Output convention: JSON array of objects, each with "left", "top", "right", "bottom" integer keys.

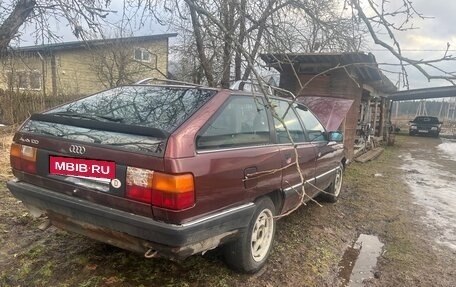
[{"left": 48, "top": 111, "right": 124, "bottom": 123}]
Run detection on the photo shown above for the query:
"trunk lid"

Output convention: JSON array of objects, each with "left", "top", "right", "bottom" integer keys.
[{"left": 14, "top": 131, "right": 166, "bottom": 217}]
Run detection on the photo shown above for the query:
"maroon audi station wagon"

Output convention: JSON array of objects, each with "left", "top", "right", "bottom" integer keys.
[{"left": 8, "top": 82, "right": 346, "bottom": 273}]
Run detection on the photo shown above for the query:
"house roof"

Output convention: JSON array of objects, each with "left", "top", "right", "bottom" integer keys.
[
  {"left": 10, "top": 33, "right": 178, "bottom": 53},
  {"left": 260, "top": 52, "right": 397, "bottom": 94}
]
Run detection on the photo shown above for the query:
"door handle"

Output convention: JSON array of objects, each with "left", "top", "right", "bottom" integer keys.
[{"left": 284, "top": 153, "right": 292, "bottom": 164}]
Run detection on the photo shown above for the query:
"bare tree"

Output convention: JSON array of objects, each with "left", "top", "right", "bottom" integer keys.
[
  {"left": 2, "top": 0, "right": 455, "bottom": 88},
  {"left": 348, "top": 0, "right": 456, "bottom": 87},
  {"left": 144, "top": 0, "right": 456, "bottom": 89},
  {"left": 147, "top": 0, "right": 368, "bottom": 88},
  {"left": 88, "top": 38, "right": 165, "bottom": 88},
  {"left": 0, "top": 0, "right": 115, "bottom": 50}
]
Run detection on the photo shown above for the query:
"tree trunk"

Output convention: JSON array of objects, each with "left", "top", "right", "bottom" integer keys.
[
  {"left": 242, "top": 24, "right": 266, "bottom": 81},
  {"left": 188, "top": 3, "right": 215, "bottom": 87},
  {"left": 234, "top": 0, "right": 247, "bottom": 81},
  {"left": 221, "top": 0, "right": 235, "bottom": 88},
  {"left": 0, "top": 0, "right": 36, "bottom": 51}
]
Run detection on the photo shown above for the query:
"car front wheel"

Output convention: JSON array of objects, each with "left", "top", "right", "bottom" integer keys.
[{"left": 223, "top": 197, "right": 276, "bottom": 273}]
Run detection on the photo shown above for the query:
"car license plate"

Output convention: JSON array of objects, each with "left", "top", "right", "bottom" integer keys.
[
  {"left": 49, "top": 156, "right": 115, "bottom": 179},
  {"left": 418, "top": 130, "right": 428, "bottom": 133}
]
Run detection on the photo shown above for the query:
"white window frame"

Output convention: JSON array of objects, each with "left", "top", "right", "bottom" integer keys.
[{"left": 133, "top": 48, "right": 151, "bottom": 62}]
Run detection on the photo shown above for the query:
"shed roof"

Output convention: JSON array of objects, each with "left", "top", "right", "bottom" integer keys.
[
  {"left": 9, "top": 33, "right": 178, "bottom": 53},
  {"left": 260, "top": 52, "right": 397, "bottom": 94},
  {"left": 387, "top": 85, "right": 456, "bottom": 101}
]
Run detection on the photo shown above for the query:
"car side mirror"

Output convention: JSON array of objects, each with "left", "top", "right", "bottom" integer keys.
[{"left": 328, "top": 131, "right": 343, "bottom": 142}]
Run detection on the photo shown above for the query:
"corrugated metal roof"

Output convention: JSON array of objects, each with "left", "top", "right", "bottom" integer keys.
[
  {"left": 9, "top": 33, "right": 178, "bottom": 53},
  {"left": 260, "top": 52, "right": 397, "bottom": 94}
]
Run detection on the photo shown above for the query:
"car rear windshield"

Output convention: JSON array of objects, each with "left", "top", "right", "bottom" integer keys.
[
  {"left": 20, "top": 86, "right": 216, "bottom": 155},
  {"left": 47, "top": 86, "right": 216, "bottom": 132}
]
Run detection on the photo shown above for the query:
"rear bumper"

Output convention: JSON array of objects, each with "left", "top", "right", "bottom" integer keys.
[{"left": 7, "top": 180, "right": 255, "bottom": 258}]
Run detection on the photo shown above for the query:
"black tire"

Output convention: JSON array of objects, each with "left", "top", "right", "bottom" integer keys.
[
  {"left": 320, "top": 164, "right": 343, "bottom": 203},
  {"left": 223, "top": 197, "right": 276, "bottom": 273}
]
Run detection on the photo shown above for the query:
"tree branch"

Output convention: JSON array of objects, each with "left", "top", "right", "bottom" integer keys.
[{"left": 0, "top": 0, "right": 36, "bottom": 50}]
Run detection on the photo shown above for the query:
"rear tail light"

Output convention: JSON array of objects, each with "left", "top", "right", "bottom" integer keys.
[
  {"left": 126, "top": 167, "right": 195, "bottom": 210},
  {"left": 10, "top": 143, "right": 37, "bottom": 174}
]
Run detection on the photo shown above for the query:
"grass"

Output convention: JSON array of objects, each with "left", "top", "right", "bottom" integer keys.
[{"left": 0, "top": 127, "right": 14, "bottom": 182}]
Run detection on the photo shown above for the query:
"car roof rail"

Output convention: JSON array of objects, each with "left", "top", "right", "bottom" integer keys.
[
  {"left": 230, "top": 80, "right": 296, "bottom": 100},
  {"left": 135, "top": 78, "right": 203, "bottom": 87},
  {"left": 269, "top": 85, "right": 296, "bottom": 100}
]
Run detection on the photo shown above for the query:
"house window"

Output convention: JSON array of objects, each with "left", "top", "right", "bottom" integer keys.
[
  {"left": 133, "top": 48, "right": 151, "bottom": 62},
  {"left": 17, "top": 72, "right": 29, "bottom": 89},
  {"left": 7, "top": 70, "right": 42, "bottom": 90},
  {"left": 29, "top": 71, "right": 41, "bottom": 90}
]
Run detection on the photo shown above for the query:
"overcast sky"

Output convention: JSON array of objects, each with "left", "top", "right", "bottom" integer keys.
[
  {"left": 367, "top": 0, "right": 456, "bottom": 90},
  {"left": 16, "top": 0, "right": 456, "bottom": 91}
]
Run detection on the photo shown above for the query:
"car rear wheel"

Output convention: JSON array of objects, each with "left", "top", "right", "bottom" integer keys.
[
  {"left": 223, "top": 197, "right": 276, "bottom": 273},
  {"left": 321, "top": 163, "right": 343, "bottom": 203}
]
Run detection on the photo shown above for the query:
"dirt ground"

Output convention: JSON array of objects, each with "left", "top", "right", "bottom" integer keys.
[{"left": 0, "top": 132, "right": 455, "bottom": 287}]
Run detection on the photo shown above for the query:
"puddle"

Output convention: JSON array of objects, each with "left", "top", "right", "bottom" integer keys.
[
  {"left": 437, "top": 139, "right": 456, "bottom": 160},
  {"left": 401, "top": 141, "right": 456, "bottom": 251},
  {"left": 338, "top": 234, "right": 384, "bottom": 287}
]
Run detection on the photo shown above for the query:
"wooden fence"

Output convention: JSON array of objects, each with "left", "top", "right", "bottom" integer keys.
[{"left": 0, "top": 91, "right": 81, "bottom": 124}]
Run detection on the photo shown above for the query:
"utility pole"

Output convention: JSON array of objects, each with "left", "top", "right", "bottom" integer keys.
[
  {"left": 395, "top": 101, "right": 399, "bottom": 119},
  {"left": 444, "top": 97, "right": 456, "bottom": 122},
  {"left": 438, "top": 99, "right": 445, "bottom": 118},
  {"left": 415, "top": 100, "right": 428, "bottom": 117},
  {"left": 451, "top": 98, "right": 456, "bottom": 122}
]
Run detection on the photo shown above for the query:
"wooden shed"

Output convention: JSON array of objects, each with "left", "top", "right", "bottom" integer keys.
[{"left": 260, "top": 52, "right": 397, "bottom": 160}]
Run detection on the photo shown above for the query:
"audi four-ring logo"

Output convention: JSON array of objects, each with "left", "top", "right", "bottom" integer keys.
[{"left": 69, "top": 145, "right": 86, "bottom": 154}]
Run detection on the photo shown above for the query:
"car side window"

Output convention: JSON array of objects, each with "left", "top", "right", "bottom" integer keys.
[
  {"left": 295, "top": 105, "right": 326, "bottom": 142},
  {"left": 197, "top": 96, "right": 270, "bottom": 149},
  {"left": 272, "top": 99, "right": 306, "bottom": 143}
]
